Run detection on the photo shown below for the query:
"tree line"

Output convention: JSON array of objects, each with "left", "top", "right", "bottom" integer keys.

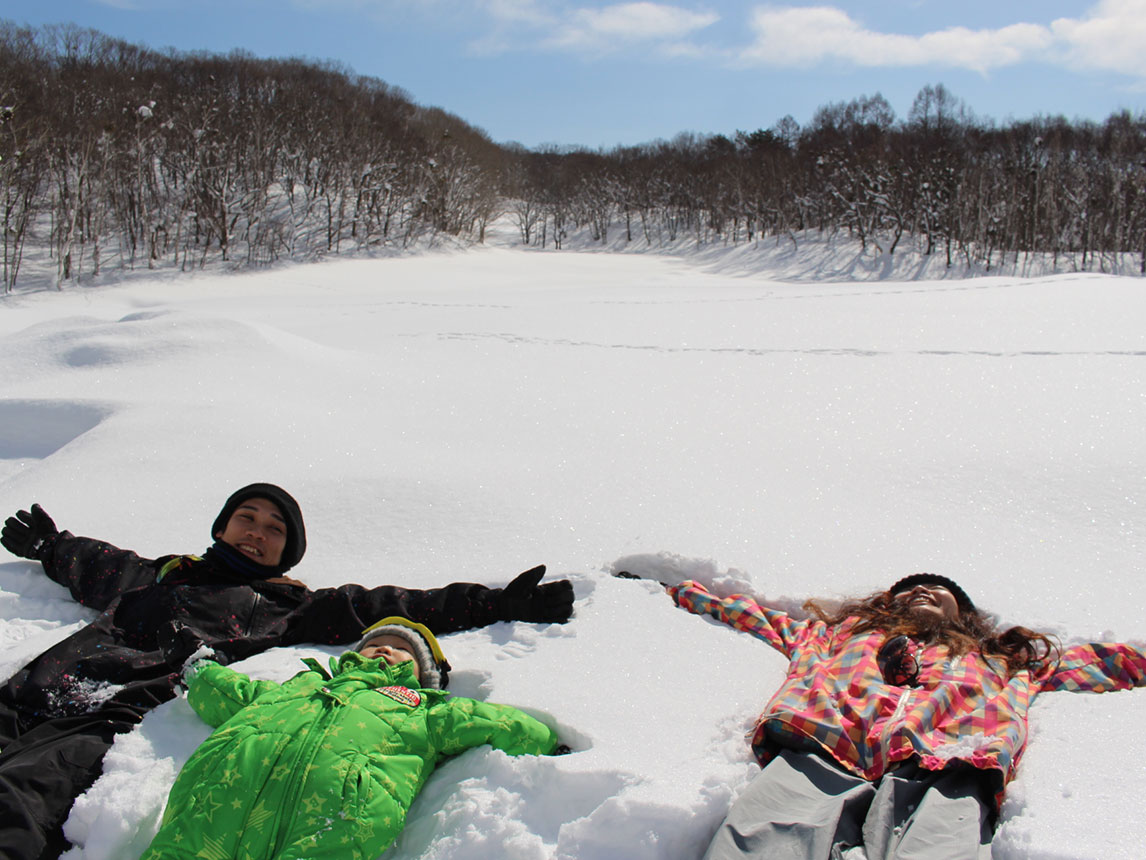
[
  {"left": 2, "top": 22, "right": 1144, "bottom": 291},
  {"left": 0, "top": 22, "right": 504, "bottom": 291},
  {"left": 508, "top": 88, "right": 1146, "bottom": 276}
]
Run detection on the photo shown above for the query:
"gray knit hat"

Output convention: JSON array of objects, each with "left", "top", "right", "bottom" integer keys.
[{"left": 355, "top": 616, "right": 449, "bottom": 689}]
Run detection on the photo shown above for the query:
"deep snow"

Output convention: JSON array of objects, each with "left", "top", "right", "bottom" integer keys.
[{"left": 1, "top": 232, "right": 1144, "bottom": 859}]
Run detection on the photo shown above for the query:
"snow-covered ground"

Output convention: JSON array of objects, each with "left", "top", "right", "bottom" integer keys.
[{"left": 1, "top": 229, "right": 1144, "bottom": 859}]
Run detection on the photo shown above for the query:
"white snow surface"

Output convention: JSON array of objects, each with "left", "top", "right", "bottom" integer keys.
[{"left": 1, "top": 228, "right": 1145, "bottom": 859}]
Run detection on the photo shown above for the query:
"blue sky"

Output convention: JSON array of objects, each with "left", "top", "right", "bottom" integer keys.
[{"left": 3, "top": 1, "right": 1145, "bottom": 149}]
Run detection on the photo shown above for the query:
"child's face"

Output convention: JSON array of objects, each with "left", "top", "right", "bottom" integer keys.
[{"left": 359, "top": 634, "right": 420, "bottom": 681}]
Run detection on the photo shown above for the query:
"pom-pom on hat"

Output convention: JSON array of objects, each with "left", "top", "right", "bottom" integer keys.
[
  {"left": 889, "top": 573, "right": 975, "bottom": 613},
  {"left": 211, "top": 483, "right": 306, "bottom": 572},
  {"left": 356, "top": 616, "right": 451, "bottom": 689}
]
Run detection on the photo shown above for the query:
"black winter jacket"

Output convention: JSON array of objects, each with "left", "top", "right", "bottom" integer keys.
[{"left": 0, "top": 532, "right": 511, "bottom": 726}]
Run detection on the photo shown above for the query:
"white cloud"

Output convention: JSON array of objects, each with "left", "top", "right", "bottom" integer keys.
[
  {"left": 464, "top": 0, "right": 559, "bottom": 56},
  {"left": 570, "top": 2, "right": 718, "bottom": 40},
  {"left": 738, "top": 2, "right": 1146, "bottom": 80},
  {"left": 739, "top": 6, "right": 1050, "bottom": 73},
  {"left": 471, "top": 1, "right": 718, "bottom": 55},
  {"left": 479, "top": 0, "right": 554, "bottom": 27},
  {"left": 1051, "top": 0, "right": 1146, "bottom": 77},
  {"left": 435, "top": 0, "right": 1146, "bottom": 79},
  {"left": 549, "top": 2, "right": 718, "bottom": 52}
]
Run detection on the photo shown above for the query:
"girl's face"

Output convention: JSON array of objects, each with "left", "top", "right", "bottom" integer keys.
[
  {"left": 894, "top": 583, "right": 960, "bottom": 622},
  {"left": 359, "top": 634, "right": 420, "bottom": 681}
]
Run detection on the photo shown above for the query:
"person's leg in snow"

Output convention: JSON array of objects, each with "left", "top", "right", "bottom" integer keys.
[
  {"left": 861, "top": 761, "right": 994, "bottom": 860},
  {"left": 0, "top": 703, "right": 146, "bottom": 860},
  {"left": 702, "top": 750, "right": 995, "bottom": 860},
  {"left": 702, "top": 749, "right": 874, "bottom": 859}
]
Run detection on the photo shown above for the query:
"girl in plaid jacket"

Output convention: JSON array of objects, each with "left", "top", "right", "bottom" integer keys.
[{"left": 669, "top": 573, "right": 1146, "bottom": 860}]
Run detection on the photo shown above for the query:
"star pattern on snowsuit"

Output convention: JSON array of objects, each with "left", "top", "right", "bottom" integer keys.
[
  {"left": 246, "top": 800, "right": 275, "bottom": 832},
  {"left": 194, "top": 833, "right": 230, "bottom": 860},
  {"left": 200, "top": 791, "right": 223, "bottom": 824},
  {"left": 300, "top": 790, "right": 328, "bottom": 815}
]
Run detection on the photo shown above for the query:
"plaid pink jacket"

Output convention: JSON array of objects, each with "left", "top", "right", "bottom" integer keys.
[{"left": 671, "top": 580, "right": 1146, "bottom": 798}]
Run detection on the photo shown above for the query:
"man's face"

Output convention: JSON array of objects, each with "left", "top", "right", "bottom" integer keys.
[
  {"left": 893, "top": 583, "right": 961, "bottom": 623},
  {"left": 214, "top": 497, "right": 287, "bottom": 567}
]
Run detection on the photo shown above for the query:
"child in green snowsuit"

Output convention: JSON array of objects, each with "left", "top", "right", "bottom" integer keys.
[{"left": 140, "top": 616, "right": 560, "bottom": 860}]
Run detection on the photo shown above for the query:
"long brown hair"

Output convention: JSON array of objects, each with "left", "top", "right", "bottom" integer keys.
[{"left": 804, "top": 591, "right": 1060, "bottom": 676}]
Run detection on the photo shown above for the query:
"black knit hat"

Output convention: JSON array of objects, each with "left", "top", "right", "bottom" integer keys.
[
  {"left": 888, "top": 573, "right": 975, "bottom": 612},
  {"left": 211, "top": 483, "right": 306, "bottom": 572}
]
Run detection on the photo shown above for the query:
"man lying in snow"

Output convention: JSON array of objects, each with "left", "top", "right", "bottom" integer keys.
[
  {"left": 0, "top": 483, "right": 574, "bottom": 860},
  {"left": 139, "top": 616, "right": 562, "bottom": 860}
]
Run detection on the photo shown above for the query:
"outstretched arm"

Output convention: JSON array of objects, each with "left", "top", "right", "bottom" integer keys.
[
  {"left": 430, "top": 697, "right": 560, "bottom": 758},
  {"left": 668, "top": 580, "right": 813, "bottom": 657},
  {"left": 1039, "top": 641, "right": 1146, "bottom": 693},
  {"left": 296, "top": 565, "right": 575, "bottom": 644},
  {"left": 3, "top": 504, "right": 159, "bottom": 609},
  {"left": 185, "top": 660, "right": 282, "bottom": 727}
]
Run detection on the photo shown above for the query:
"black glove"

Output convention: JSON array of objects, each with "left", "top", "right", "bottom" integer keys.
[
  {"left": 499, "top": 565, "right": 575, "bottom": 623},
  {"left": 1, "top": 504, "right": 58, "bottom": 559}
]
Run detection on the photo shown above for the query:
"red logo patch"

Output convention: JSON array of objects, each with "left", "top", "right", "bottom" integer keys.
[{"left": 379, "top": 686, "right": 421, "bottom": 707}]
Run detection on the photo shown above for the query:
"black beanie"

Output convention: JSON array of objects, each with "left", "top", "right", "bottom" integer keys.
[
  {"left": 211, "top": 483, "right": 306, "bottom": 572},
  {"left": 888, "top": 573, "right": 975, "bottom": 612}
]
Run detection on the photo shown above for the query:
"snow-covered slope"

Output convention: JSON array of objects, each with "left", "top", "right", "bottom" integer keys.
[{"left": 1, "top": 242, "right": 1143, "bottom": 858}]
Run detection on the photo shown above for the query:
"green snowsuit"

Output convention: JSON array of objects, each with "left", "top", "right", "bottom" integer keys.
[{"left": 139, "top": 654, "right": 559, "bottom": 860}]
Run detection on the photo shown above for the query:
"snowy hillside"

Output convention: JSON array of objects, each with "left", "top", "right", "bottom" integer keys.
[{"left": 1, "top": 237, "right": 1144, "bottom": 859}]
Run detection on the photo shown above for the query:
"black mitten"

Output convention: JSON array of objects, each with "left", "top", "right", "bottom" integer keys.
[
  {"left": 1, "top": 504, "right": 59, "bottom": 559},
  {"left": 499, "top": 565, "right": 575, "bottom": 623}
]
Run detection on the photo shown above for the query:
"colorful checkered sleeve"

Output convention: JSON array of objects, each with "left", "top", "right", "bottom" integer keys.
[
  {"left": 668, "top": 580, "right": 811, "bottom": 657},
  {"left": 1040, "top": 642, "right": 1146, "bottom": 693}
]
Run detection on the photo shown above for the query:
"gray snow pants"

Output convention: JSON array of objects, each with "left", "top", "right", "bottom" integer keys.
[{"left": 702, "top": 749, "right": 995, "bottom": 860}]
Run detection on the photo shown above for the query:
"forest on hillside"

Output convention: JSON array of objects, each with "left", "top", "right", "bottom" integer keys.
[{"left": 2, "top": 21, "right": 1145, "bottom": 291}]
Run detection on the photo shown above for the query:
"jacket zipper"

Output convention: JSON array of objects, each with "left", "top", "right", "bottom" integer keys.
[
  {"left": 243, "top": 591, "right": 263, "bottom": 637},
  {"left": 888, "top": 686, "right": 910, "bottom": 724},
  {"left": 268, "top": 693, "right": 339, "bottom": 856},
  {"left": 876, "top": 684, "right": 913, "bottom": 768}
]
